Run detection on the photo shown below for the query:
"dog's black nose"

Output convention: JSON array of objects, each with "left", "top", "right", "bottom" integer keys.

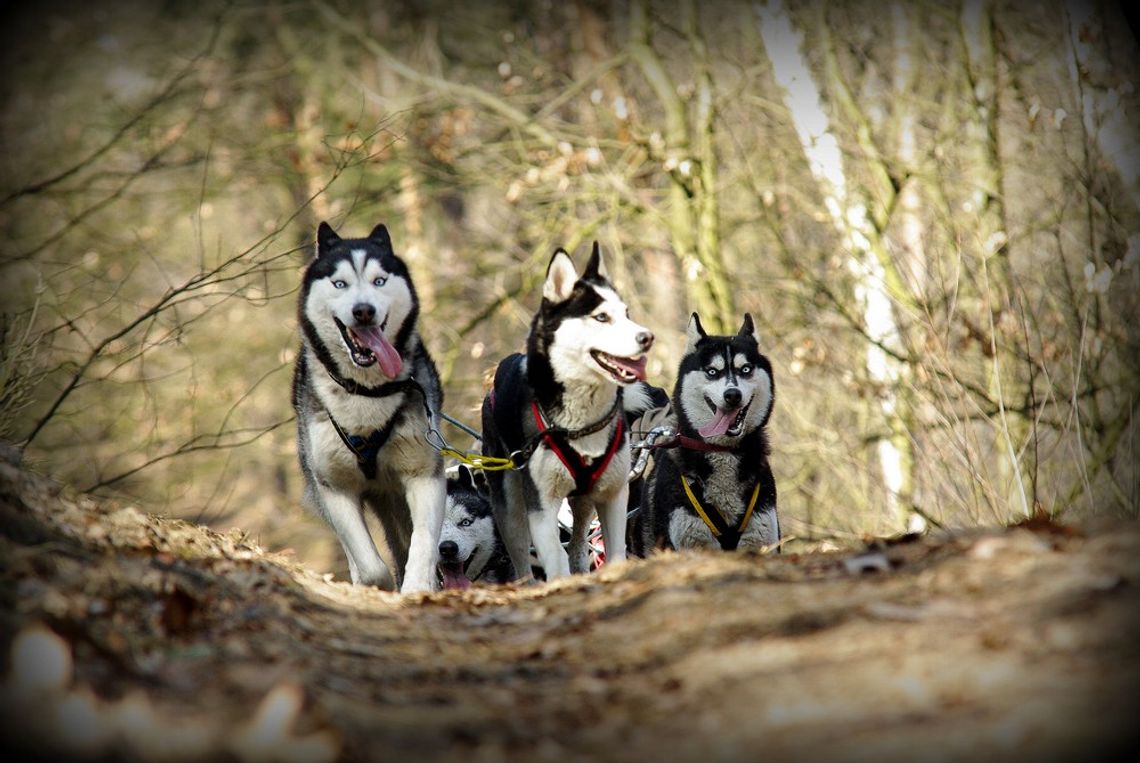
[
  {"left": 637, "top": 331, "right": 654, "bottom": 351},
  {"left": 352, "top": 303, "right": 376, "bottom": 323},
  {"left": 724, "top": 387, "right": 742, "bottom": 408},
  {"left": 439, "top": 540, "right": 459, "bottom": 560}
]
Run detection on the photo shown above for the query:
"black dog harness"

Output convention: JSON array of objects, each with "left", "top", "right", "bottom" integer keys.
[
  {"left": 321, "top": 369, "right": 433, "bottom": 480},
  {"left": 326, "top": 413, "right": 393, "bottom": 480}
]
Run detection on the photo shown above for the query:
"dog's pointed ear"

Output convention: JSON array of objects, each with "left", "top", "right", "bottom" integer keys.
[
  {"left": 457, "top": 465, "right": 475, "bottom": 490},
  {"left": 543, "top": 249, "right": 579, "bottom": 303},
  {"left": 368, "top": 224, "right": 392, "bottom": 250},
  {"left": 583, "top": 241, "right": 609, "bottom": 280},
  {"left": 316, "top": 221, "right": 340, "bottom": 259},
  {"left": 738, "top": 313, "right": 760, "bottom": 345},
  {"left": 685, "top": 312, "right": 706, "bottom": 351}
]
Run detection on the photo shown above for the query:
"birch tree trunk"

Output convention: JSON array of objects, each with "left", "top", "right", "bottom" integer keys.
[
  {"left": 1061, "top": 0, "right": 1140, "bottom": 511},
  {"left": 1065, "top": 0, "right": 1140, "bottom": 214},
  {"left": 755, "top": 0, "right": 917, "bottom": 531},
  {"left": 890, "top": 4, "right": 929, "bottom": 532}
]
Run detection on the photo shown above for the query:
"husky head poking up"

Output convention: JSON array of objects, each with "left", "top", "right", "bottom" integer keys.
[
  {"left": 437, "top": 467, "right": 514, "bottom": 590},
  {"left": 676, "top": 312, "right": 773, "bottom": 445},
  {"left": 530, "top": 242, "right": 654, "bottom": 393},
  {"left": 300, "top": 221, "right": 417, "bottom": 385}
]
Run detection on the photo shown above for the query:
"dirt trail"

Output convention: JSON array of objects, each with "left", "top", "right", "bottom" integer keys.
[{"left": 2, "top": 459, "right": 1138, "bottom": 762}]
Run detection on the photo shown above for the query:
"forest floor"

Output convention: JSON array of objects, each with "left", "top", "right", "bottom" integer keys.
[{"left": 2, "top": 455, "right": 1138, "bottom": 763}]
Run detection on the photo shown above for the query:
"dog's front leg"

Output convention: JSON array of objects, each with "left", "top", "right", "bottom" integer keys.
[
  {"left": 495, "top": 473, "right": 536, "bottom": 583},
  {"left": 316, "top": 484, "right": 395, "bottom": 589},
  {"left": 595, "top": 481, "right": 630, "bottom": 566},
  {"left": 567, "top": 497, "right": 594, "bottom": 574},
  {"left": 529, "top": 500, "right": 570, "bottom": 580},
  {"left": 401, "top": 473, "right": 446, "bottom": 593}
]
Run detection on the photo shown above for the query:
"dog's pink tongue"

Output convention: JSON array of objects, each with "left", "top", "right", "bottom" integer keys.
[
  {"left": 613, "top": 355, "right": 648, "bottom": 381},
  {"left": 354, "top": 326, "right": 402, "bottom": 378},
  {"left": 698, "top": 408, "right": 735, "bottom": 438},
  {"left": 439, "top": 565, "right": 471, "bottom": 591}
]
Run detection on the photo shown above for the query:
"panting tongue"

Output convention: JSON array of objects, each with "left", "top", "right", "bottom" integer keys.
[
  {"left": 698, "top": 408, "right": 736, "bottom": 438},
  {"left": 439, "top": 563, "right": 471, "bottom": 591},
  {"left": 352, "top": 325, "right": 403, "bottom": 379},
  {"left": 611, "top": 354, "right": 648, "bottom": 382}
]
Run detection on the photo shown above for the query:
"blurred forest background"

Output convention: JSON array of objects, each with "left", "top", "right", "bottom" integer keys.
[{"left": 1, "top": 0, "right": 1137, "bottom": 575}]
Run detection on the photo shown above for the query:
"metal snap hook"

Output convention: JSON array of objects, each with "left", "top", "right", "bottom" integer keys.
[{"left": 424, "top": 427, "right": 448, "bottom": 452}]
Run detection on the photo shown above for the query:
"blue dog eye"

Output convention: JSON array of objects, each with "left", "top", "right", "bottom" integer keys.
[
  {"left": 594, "top": 313, "right": 610, "bottom": 323},
  {"left": 373, "top": 276, "right": 387, "bottom": 287},
  {"left": 705, "top": 367, "right": 718, "bottom": 378},
  {"left": 332, "top": 279, "right": 347, "bottom": 289},
  {"left": 739, "top": 364, "right": 753, "bottom": 376}
]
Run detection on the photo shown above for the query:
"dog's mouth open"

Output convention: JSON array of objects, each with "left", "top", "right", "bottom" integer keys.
[
  {"left": 699, "top": 399, "right": 751, "bottom": 438},
  {"left": 591, "top": 350, "right": 647, "bottom": 384},
  {"left": 437, "top": 554, "right": 475, "bottom": 591},
  {"left": 335, "top": 318, "right": 403, "bottom": 378}
]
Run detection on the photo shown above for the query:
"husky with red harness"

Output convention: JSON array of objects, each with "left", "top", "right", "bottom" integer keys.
[{"left": 480, "top": 244, "right": 655, "bottom": 581}]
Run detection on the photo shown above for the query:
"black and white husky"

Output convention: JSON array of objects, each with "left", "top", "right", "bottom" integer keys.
[
  {"left": 292, "top": 221, "right": 445, "bottom": 593},
  {"left": 633, "top": 313, "right": 778, "bottom": 554},
  {"left": 481, "top": 243, "right": 654, "bottom": 581},
  {"left": 438, "top": 466, "right": 515, "bottom": 589}
]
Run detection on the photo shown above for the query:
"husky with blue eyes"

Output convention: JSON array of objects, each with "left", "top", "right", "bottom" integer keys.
[
  {"left": 480, "top": 244, "right": 655, "bottom": 581},
  {"left": 292, "top": 221, "right": 445, "bottom": 593},
  {"left": 632, "top": 312, "right": 779, "bottom": 555},
  {"left": 437, "top": 466, "right": 516, "bottom": 590}
]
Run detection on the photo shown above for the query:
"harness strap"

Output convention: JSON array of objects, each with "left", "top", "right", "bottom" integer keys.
[
  {"left": 327, "top": 410, "right": 392, "bottom": 480},
  {"left": 671, "top": 435, "right": 737, "bottom": 453},
  {"left": 325, "top": 368, "right": 419, "bottom": 399},
  {"left": 502, "top": 389, "right": 624, "bottom": 468},
  {"left": 319, "top": 366, "right": 436, "bottom": 479},
  {"left": 321, "top": 356, "right": 436, "bottom": 425},
  {"left": 530, "top": 401, "right": 625, "bottom": 496},
  {"left": 680, "top": 476, "right": 762, "bottom": 551}
]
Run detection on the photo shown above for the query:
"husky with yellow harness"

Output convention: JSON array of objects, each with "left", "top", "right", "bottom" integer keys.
[{"left": 631, "top": 313, "right": 779, "bottom": 555}]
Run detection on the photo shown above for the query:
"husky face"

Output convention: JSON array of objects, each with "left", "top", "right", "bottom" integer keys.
[
  {"left": 437, "top": 468, "right": 498, "bottom": 590},
  {"left": 301, "top": 222, "right": 416, "bottom": 380},
  {"left": 676, "top": 313, "right": 773, "bottom": 443},
  {"left": 535, "top": 243, "right": 654, "bottom": 388}
]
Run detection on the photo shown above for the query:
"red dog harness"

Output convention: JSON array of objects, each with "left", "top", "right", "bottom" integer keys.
[{"left": 530, "top": 401, "right": 624, "bottom": 497}]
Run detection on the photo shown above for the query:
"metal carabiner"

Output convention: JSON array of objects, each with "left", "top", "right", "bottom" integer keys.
[
  {"left": 628, "top": 425, "right": 676, "bottom": 481},
  {"left": 424, "top": 427, "right": 448, "bottom": 453}
]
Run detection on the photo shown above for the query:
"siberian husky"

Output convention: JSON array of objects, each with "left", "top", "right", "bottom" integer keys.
[
  {"left": 292, "top": 221, "right": 445, "bottom": 593},
  {"left": 480, "top": 243, "right": 654, "bottom": 581},
  {"left": 438, "top": 466, "right": 515, "bottom": 589},
  {"left": 632, "top": 313, "right": 778, "bottom": 554}
]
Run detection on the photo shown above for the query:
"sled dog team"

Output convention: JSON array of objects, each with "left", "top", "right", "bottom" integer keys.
[{"left": 293, "top": 222, "right": 778, "bottom": 593}]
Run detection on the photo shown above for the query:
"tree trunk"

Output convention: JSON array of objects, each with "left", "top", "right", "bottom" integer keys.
[
  {"left": 961, "top": 0, "right": 1031, "bottom": 518},
  {"left": 628, "top": 0, "right": 734, "bottom": 333},
  {"left": 755, "top": 0, "right": 917, "bottom": 531}
]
